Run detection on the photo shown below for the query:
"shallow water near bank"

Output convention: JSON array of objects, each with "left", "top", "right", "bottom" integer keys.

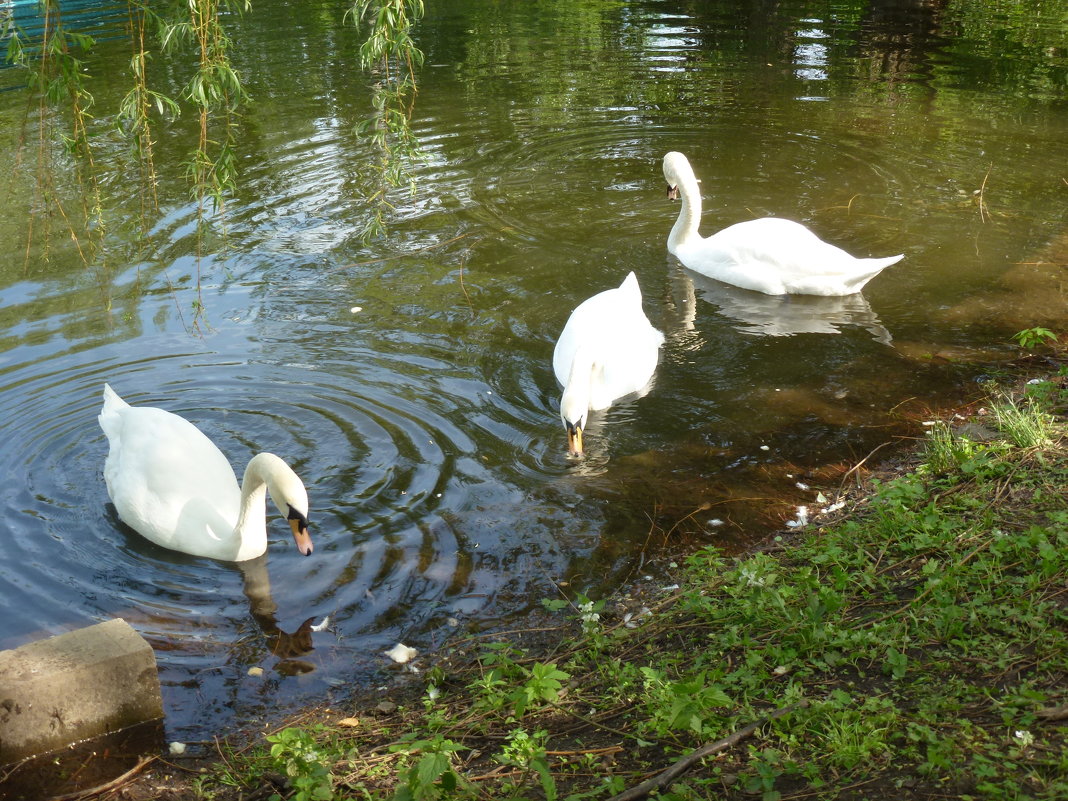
[{"left": 0, "top": 0, "right": 1066, "bottom": 745}]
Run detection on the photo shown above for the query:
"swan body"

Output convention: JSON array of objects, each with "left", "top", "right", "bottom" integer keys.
[
  {"left": 99, "top": 384, "right": 312, "bottom": 562},
  {"left": 552, "top": 272, "right": 664, "bottom": 456},
  {"left": 662, "top": 151, "right": 903, "bottom": 296}
]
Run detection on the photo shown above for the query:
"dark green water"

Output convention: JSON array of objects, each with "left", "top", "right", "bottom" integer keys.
[{"left": 1, "top": 0, "right": 1066, "bottom": 743}]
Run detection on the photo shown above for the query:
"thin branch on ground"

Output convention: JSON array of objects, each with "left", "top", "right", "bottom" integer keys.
[
  {"left": 605, "top": 702, "right": 809, "bottom": 801},
  {"left": 47, "top": 755, "right": 156, "bottom": 801}
]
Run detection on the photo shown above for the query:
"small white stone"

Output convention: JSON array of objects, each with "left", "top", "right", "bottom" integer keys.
[{"left": 759, "top": 445, "right": 770, "bottom": 451}]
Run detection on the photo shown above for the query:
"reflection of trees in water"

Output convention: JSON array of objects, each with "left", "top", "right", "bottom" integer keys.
[
  {"left": 346, "top": 0, "right": 427, "bottom": 241},
  {"left": 3, "top": 0, "right": 1065, "bottom": 307}
]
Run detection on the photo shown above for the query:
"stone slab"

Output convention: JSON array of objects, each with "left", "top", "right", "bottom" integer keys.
[{"left": 0, "top": 618, "right": 163, "bottom": 765}]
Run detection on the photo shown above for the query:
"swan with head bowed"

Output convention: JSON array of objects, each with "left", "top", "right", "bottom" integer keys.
[
  {"left": 662, "top": 151, "right": 903, "bottom": 296},
  {"left": 98, "top": 384, "right": 313, "bottom": 561},
  {"left": 552, "top": 271, "right": 665, "bottom": 457}
]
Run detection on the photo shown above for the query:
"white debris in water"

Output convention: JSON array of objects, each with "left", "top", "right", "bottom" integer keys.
[
  {"left": 661, "top": 584, "right": 680, "bottom": 592},
  {"left": 785, "top": 506, "right": 810, "bottom": 528},
  {"left": 311, "top": 616, "right": 331, "bottom": 632},
  {"left": 796, "top": 482, "right": 810, "bottom": 491},
  {"left": 921, "top": 420, "right": 937, "bottom": 426},
  {"left": 816, "top": 492, "right": 828, "bottom": 504},
  {"left": 247, "top": 666, "right": 264, "bottom": 677},
  {"left": 823, "top": 501, "right": 846, "bottom": 514},
  {"left": 760, "top": 445, "right": 770, "bottom": 451},
  {"left": 350, "top": 306, "right": 363, "bottom": 313},
  {"left": 707, "top": 518, "right": 724, "bottom": 527},
  {"left": 169, "top": 742, "right": 187, "bottom": 755},
  {"left": 385, "top": 643, "right": 418, "bottom": 664}
]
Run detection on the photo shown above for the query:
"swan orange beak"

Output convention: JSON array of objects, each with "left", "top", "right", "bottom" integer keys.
[
  {"left": 567, "top": 424, "right": 584, "bottom": 458},
  {"left": 289, "top": 517, "right": 313, "bottom": 556},
  {"left": 666, "top": 184, "right": 679, "bottom": 201}
]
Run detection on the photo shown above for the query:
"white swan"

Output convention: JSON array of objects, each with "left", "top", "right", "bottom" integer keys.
[
  {"left": 552, "top": 272, "right": 665, "bottom": 456},
  {"left": 662, "top": 151, "right": 903, "bottom": 296},
  {"left": 98, "top": 384, "right": 313, "bottom": 561}
]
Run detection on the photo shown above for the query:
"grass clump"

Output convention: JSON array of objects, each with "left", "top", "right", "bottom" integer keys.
[{"left": 189, "top": 371, "right": 1067, "bottom": 801}]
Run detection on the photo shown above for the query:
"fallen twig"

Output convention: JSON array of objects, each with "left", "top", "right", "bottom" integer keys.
[
  {"left": 47, "top": 755, "right": 156, "bottom": 801},
  {"left": 604, "top": 702, "right": 808, "bottom": 801},
  {"left": 837, "top": 439, "right": 896, "bottom": 493},
  {"left": 458, "top": 249, "right": 474, "bottom": 316}
]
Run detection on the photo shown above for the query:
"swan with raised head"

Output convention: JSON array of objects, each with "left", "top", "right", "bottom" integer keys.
[
  {"left": 553, "top": 272, "right": 664, "bottom": 457},
  {"left": 98, "top": 384, "right": 313, "bottom": 561},
  {"left": 662, "top": 151, "right": 903, "bottom": 296}
]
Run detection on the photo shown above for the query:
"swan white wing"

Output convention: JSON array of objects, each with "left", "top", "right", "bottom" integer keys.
[
  {"left": 553, "top": 274, "right": 643, "bottom": 385},
  {"left": 553, "top": 274, "right": 663, "bottom": 409},
  {"left": 592, "top": 323, "right": 664, "bottom": 409},
  {"left": 683, "top": 219, "right": 902, "bottom": 295},
  {"left": 101, "top": 402, "right": 240, "bottom": 553}
]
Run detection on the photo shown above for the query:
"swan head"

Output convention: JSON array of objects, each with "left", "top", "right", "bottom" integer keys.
[
  {"left": 662, "top": 151, "right": 691, "bottom": 198},
  {"left": 559, "top": 390, "right": 589, "bottom": 458},
  {"left": 255, "top": 453, "right": 313, "bottom": 556}
]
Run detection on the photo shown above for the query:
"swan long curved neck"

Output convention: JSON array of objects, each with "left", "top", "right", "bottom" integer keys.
[
  {"left": 561, "top": 348, "right": 599, "bottom": 424},
  {"left": 233, "top": 454, "right": 276, "bottom": 558},
  {"left": 669, "top": 165, "right": 703, "bottom": 253}
]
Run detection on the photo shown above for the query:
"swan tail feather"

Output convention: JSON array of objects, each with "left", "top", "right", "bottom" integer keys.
[{"left": 866, "top": 254, "right": 905, "bottom": 270}]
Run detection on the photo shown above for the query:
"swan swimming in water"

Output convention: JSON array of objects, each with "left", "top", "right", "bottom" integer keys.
[
  {"left": 552, "top": 272, "right": 664, "bottom": 457},
  {"left": 662, "top": 151, "right": 903, "bottom": 296},
  {"left": 98, "top": 384, "right": 312, "bottom": 561}
]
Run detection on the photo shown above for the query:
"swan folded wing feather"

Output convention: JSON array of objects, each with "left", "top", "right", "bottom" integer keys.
[
  {"left": 594, "top": 325, "right": 664, "bottom": 407},
  {"left": 692, "top": 219, "right": 902, "bottom": 296},
  {"left": 102, "top": 403, "right": 241, "bottom": 553}
]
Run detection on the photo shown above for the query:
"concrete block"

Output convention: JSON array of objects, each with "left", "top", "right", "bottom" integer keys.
[{"left": 0, "top": 618, "right": 163, "bottom": 765}]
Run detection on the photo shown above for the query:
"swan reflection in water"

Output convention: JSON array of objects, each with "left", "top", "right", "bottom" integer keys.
[
  {"left": 237, "top": 554, "right": 327, "bottom": 676},
  {"left": 671, "top": 266, "right": 893, "bottom": 344}
]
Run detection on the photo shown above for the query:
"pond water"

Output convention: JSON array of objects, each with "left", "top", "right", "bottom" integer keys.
[{"left": 1, "top": 0, "right": 1066, "bottom": 744}]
